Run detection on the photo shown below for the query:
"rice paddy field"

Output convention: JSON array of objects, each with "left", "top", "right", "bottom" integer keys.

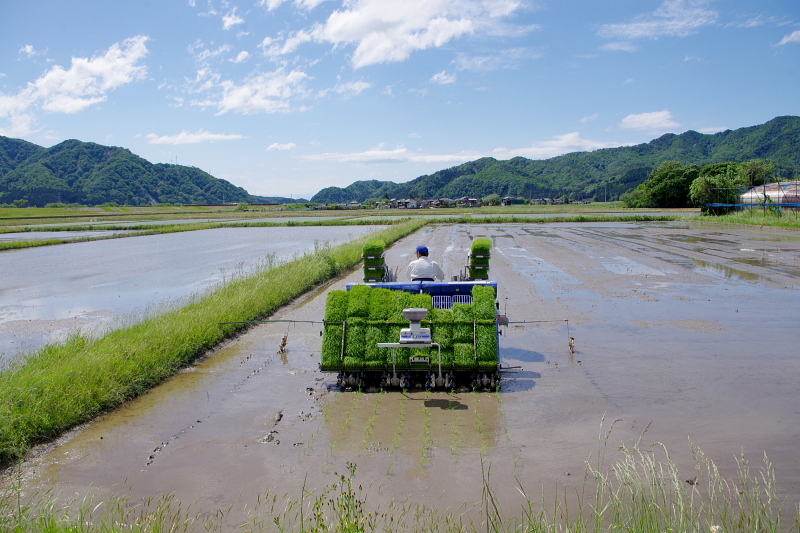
[{"left": 3, "top": 218, "right": 800, "bottom": 531}]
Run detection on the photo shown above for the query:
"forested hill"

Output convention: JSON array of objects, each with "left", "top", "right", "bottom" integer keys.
[
  {"left": 0, "top": 137, "right": 256, "bottom": 207},
  {"left": 311, "top": 116, "right": 800, "bottom": 203}
]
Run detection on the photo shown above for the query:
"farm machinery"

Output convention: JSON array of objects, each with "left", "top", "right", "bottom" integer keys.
[{"left": 320, "top": 238, "right": 508, "bottom": 391}]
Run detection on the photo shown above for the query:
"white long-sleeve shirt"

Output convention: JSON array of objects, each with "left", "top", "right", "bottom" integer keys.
[{"left": 405, "top": 256, "right": 445, "bottom": 281}]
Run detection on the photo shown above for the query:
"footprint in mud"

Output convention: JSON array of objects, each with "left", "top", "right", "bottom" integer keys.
[{"left": 145, "top": 419, "right": 203, "bottom": 467}]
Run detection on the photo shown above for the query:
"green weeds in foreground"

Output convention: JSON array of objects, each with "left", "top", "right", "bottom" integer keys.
[
  {"left": 0, "top": 219, "right": 425, "bottom": 463},
  {"left": 3, "top": 438, "right": 798, "bottom": 532}
]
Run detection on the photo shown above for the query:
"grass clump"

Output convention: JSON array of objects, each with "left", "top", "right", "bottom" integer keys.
[{"left": 0, "top": 219, "right": 426, "bottom": 463}]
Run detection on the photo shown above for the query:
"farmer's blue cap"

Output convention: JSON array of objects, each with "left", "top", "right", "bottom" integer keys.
[{"left": 416, "top": 245, "right": 428, "bottom": 255}]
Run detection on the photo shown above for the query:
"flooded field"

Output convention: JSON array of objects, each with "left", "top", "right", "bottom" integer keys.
[
  {"left": 0, "top": 225, "right": 382, "bottom": 359},
  {"left": 10, "top": 221, "right": 800, "bottom": 526}
]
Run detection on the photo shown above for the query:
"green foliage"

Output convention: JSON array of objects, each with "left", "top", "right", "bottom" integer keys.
[
  {"left": 363, "top": 268, "right": 385, "bottom": 280},
  {"left": 482, "top": 193, "right": 501, "bottom": 206},
  {"left": 309, "top": 116, "right": 800, "bottom": 203},
  {"left": 621, "top": 160, "right": 699, "bottom": 208},
  {"left": 234, "top": 202, "right": 249, "bottom": 211},
  {"left": 687, "top": 160, "right": 776, "bottom": 214},
  {"left": 453, "top": 343, "right": 475, "bottom": 369},
  {"left": 346, "top": 285, "right": 371, "bottom": 317},
  {"left": 407, "top": 293, "right": 432, "bottom": 312}
]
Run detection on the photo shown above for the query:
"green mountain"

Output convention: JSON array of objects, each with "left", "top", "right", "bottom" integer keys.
[
  {"left": 310, "top": 116, "right": 800, "bottom": 203},
  {"left": 0, "top": 138, "right": 257, "bottom": 207}
]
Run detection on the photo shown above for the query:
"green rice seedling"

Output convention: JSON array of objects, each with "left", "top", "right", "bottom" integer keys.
[
  {"left": 367, "top": 288, "right": 392, "bottom": 320},
  {"left": 324, "top": 290, "right": 349, "bottom": 322},
  {"left": 471, "top": 285, "right": 496, "bottom": 320},
  {"left": 388, "top": 291, "right": 411, "bottom": 322},
  {"left": 453, "top": 343, "right": 475, "bottom": 370},
  {"left": 438, "top": 348, "right": 454, "bottom": 368},
  {"left": 341, "top": 356, "right": 361, "bottom": 371},
  {"left": 470, "top": 237, "right": 491, "bottom": 256},
  {"left": 475, "top": 320, "right": 497, "bottom": 362},
  {"left": 345, "top": 318, "right": 366, "bottom": 362},
  {"left": 406, "top": 293, "right": 432, "bottom": 312},
  {"left": 363, "top": 268, "right": 385, "bottom": 281},
  {"left": 452, "top": 303, "right": 474, "bottom": 344},
  {"left": 362, "top": 257, "right": 385, "bottom": 267},
  {"left": 320, "top": 325, "right": 344, "bottom": 370},
  {"left": 362, "top": 239, "right": 385, "bottom": 256},
  {"left": 346, "top": 284, "right": 371, "bottom": 318},
  {"left": 430, "top": 307, "right": 453, "bottom": 350},
  {"left": 364, "top": 322, "right": 388, "bottom": 364}
]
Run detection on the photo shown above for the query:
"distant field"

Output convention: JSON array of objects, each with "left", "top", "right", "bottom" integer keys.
[{"left": 0, "top": 202, "right": 697, "bottom": 226}]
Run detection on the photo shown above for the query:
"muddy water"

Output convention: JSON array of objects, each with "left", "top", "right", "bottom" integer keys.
[
  {"left": 10, "top": 221, "right": 800, "bottom": 526},
  {"left": 0, "top": 225, "right": 381, "bottom": 359}
]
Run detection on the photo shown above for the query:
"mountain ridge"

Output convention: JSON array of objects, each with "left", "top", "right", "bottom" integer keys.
[{"left": 310, "top": 116, "right": 800, "bottom": 203}]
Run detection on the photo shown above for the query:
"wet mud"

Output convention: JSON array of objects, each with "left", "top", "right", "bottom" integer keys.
[{"left": 7, "top": 221, "right": 800, "bottom": 524}]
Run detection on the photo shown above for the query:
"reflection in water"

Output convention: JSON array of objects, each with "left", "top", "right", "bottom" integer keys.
[{"left": 691, "top": 258, "right": 765, "bottom": 281}]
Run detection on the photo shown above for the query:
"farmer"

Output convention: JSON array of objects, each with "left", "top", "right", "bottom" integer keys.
[{"left": 405, "top": 245, "right": 445, "bottom": 281}]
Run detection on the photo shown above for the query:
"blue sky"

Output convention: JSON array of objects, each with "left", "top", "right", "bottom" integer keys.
[{"left": 1, "top": 0, "right": 799, "bottom": 199}]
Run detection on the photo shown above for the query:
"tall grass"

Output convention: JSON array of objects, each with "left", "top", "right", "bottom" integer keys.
[
  {"left": 3, "top": 437, "right": 797, "bottom": 532},
  {"left": 0, "top": 219, "right": 426, "bottom": 463},
  {"left": 697, "top": 209, "right": 800, "bottom": 229}
]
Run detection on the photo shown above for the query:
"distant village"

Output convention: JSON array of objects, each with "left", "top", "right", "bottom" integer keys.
[{"left": 314, "top": 195, "right": 594, "bottom": 210}]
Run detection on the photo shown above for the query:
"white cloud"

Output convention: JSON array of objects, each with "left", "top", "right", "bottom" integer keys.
[
  {"left": 0, "top": 36, "right": 148, "bottom": 136},
  {"left": 776, "top": 30, "right": 800, "bottom": 46},
  {"left": 258, "top": 0, "right": 326, "bottom": 11},
  {"left": 18, "top": 45, "right": 40, "bottom": 59},
  {"left": 196, "top": 68, "right": 310, "bottom": 114},
  {"left": 222, "top": 8, "right": 244, "bottom": 30},
  {"left": 334, "top": 80, "right": 371, "bottom": 97},
  {"left": 259, "top": 0, "right": 526, "bottom": 68},
  {"left": 260, "top": 30, "right": 314, "bottom": 57},
  {"left": 188, "top": 41, "right": 233, "bottom": 63},
  {"left": 408, "top": 132, "right": 421, "bottom": 138},
  {"left": 304, "top": 132, "right": 627, "bottom": 166},
  {"left": 146, "top": 129, "right": 244, "bottom": 144},
  {"left": 267, "top": 142, "right": 297, "bottom": 150},
  {"left": 598, "top": 0, "right": 717, "bottom": 40},
  {"left": 618, "top": 110, "right": 680, "bottom": 132},
  {"left": 430, "top": 71, "right": 456, "bottom": 84},
  {"left": 230, "top": 51, "right": 250, "bottom": 63},
  {"left": 580, "top": 113, "right": 599, "bottom": 123},
  {"left": 600, "top": 41, "right": 638, "bottom": 52},
  {"left": 454, "top": 47, "right": 541, "bottom": 72}
]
